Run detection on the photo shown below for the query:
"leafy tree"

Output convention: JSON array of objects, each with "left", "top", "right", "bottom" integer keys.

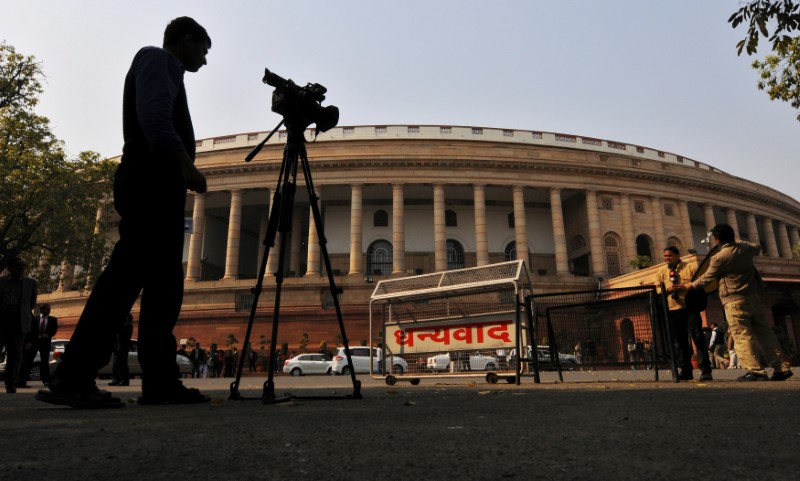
[
  {"left": 299, "top": 331, "right": 309, "bottom": 352},
  {"left": 729, "top": 1, "right": 800, "bottom": 120},
  {"left": 226, "top": 333, "right": 239, "bottom": 347},
  {"left": 792, "top": 242, "right": 800, "bottom": 259},
  {"left": 628, "top": 255, "right": 653, "bottom": 270},
  {"left": 1, "top": 42, "right": 116, "bottom": 280}
]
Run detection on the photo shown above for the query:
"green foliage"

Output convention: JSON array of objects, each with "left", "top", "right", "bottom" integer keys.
[
  {"left": 729, "top": 1, "right": 800, "bottom": 120},
  {"left": 1, "top": 42, "right": 115, "bottom": 278},
  {"left": 752, "top": 37, "right": 800, "bottom": 120},
  {"left": 299, "top": 332, "right": 309, "bottom": 353},
  {"left": 629, "top": 255, "right": 653, "bottom": 270},
  {"left": 792, "top": 243, "right": 800, "bottom": 259},
  {"left": 226, "top": 333, "right": 238, "bottom": 347}
]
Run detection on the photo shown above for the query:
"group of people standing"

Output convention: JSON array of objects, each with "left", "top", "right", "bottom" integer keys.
[
  {"left": 0, "top": 258, "right": 58, "bottom": 393},
  {"left": 660, "top": 223, "right": 793, "bottom": 382},
  {"left": 179, "top": 343, "right": 254, "bottom": 379}
]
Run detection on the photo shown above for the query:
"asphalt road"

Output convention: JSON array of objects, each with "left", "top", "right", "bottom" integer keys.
[{"left": 1, "top": 368, "right": 797, "bottom": 480}]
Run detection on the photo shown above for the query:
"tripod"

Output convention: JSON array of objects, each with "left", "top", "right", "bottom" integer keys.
[{"left": 229, "top": 119, "right": 362, "bottom": 402}]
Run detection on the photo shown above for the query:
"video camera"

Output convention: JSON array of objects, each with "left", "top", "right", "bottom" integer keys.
[{"left": 262, "top": 68, "right": 339, "bottom": 133}]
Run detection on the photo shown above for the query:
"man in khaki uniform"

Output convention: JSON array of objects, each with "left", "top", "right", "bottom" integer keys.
[
  {"left": 685, "top": 224, "right": 792, "bottom": 382},
  {"left": 654, "top": 246, "right": 712, "bottom": 381}
]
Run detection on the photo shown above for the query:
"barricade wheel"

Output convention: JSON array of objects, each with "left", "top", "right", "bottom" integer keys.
[
  {"left": 486, "top": 372, "right": 499, "bottom": 384},
  {"left": 385, "top": 375, "right": 397, "bottom": 386},
  {"left": 410, "top": 378, "right": 421, "bottom": 385}
]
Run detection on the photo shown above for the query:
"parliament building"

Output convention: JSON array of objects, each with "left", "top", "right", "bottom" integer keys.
[{"left": 42, "top": 125, "right": 800, "bottom": 355}]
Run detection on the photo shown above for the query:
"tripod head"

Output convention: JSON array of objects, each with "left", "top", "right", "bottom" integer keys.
[{"left": 263, "top": 68, "right": 339, "bottom": 135}]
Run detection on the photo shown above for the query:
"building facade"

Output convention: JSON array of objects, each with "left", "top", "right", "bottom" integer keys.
[{"left": 42, "top": 125, "right": 800, "bottom": 355}]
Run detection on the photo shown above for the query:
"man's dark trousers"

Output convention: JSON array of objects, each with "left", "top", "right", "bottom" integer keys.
[
  {"left": 669, "top": 308, "right": 711, "bottom": 373},
  {"left": 56, "top": 157, "right": 186, "bottom": 391}
]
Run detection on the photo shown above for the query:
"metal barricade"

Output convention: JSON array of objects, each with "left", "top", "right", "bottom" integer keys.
[
  {"left": 369, "top": 260, "right": 533, "bottom": 385},
  {"left": 526, "top": 286, "right": 676, "bottom": 382}
]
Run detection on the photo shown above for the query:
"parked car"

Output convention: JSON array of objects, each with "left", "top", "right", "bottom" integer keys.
[
  {"left": 426, "top": 353, "right": 451, "bottom": 372},
  {"left": 468, "top": 352, "right": 498, "bottom": 371},
  {"left": 0, "top": 339, "right": 69, "bottom": 381},
  {"left": 95, "top": 340, "right": 193, "bottom": 378},
  {"left": 532, "top": 346, "right": 577, "bottom": 371},
  {"left": 331, "top": 346, "right": 408, "bottom": 375},
  {"left": 282, "top": 353, "right": 332, "bottom": 376},
  {"left": 41, "top": 340, "right": 193, "bottom": 379}
]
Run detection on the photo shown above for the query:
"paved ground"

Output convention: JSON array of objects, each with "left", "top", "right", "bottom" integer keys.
[{"left": 1, "top": 368, "right": 797, "bottom": 480}]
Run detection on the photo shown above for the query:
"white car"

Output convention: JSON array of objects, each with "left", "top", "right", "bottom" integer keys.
[
  {"left": 468, "top": 352, "right": 499, "bottom": 371},
  {"left": 0, "top": 339, "right": 69, "bottom": 381},
  {"left": 282, "top": 353, "right": 332, "bottom": 376},
  {"left": 331, "top": 346, "right": 408, "bottom": 375},
  {"left": 426, "top": 353, "right": 451, "bottom": 372}
]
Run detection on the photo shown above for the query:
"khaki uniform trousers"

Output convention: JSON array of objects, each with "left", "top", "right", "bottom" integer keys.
[{"left": 723, "top": 294, "right": 789, "bottom": 374}]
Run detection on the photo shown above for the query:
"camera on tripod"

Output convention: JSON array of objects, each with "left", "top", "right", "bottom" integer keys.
[{"left": 262, "top": 68, "right": 339, "bottom": 133}]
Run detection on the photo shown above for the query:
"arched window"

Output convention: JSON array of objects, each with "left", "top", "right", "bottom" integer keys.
[
  {"left": 373, "top": 210, "right": 388, "bottom": 227},
  {"left": 447, "top": 239, "right": 465, "bottom": 270},
  {"left": 604, "top": 232, "right": 622, "bottom": 277},
  {"left": 636, "top": 234, "right": 653, "bottom": 260},
  {"left": 445, "top": 209, "right": 458, "bottom": 227},
  {"left": 666, "top": 236, "right": 683, "bottom": 252},
  {"left": 367, "top": 240, "right": 392, "bottom": 275},
  {"left": 505, "top": 242, "right": 516, "bottom": 261}
]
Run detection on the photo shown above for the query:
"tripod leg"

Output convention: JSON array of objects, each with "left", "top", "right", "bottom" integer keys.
[{"left": 299, "top": 149, "right": 362, "bottom": 399}]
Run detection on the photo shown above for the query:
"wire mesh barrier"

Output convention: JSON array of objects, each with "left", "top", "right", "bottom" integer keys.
[
  {"left": 370, "top": 260, "right": 533, "bottom": 385},
  {"left": 526, "top": 286, "right": 677, "bottom": 382}
]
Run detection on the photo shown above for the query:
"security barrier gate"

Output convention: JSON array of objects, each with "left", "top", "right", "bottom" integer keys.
[{"left": 369, "top": 260, "right": 533, "bottom": 385}]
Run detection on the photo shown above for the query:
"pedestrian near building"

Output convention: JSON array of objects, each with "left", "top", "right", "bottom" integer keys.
[
  {"left": 685, "top": 223, "right": 793, "bottom": 382},
  {"left": 0, "top": 257, "right": 37, "bottom": 393},
  {"left": 37, "top": 17, "right": 212, "bottom": 408},
  {"left": 34, "top": 304, "right": 58, "bottom": 386},
  {"left": 708, "top": 323, "right": 727, "bottom": 369},
  {"left": 651, "top": 246, "right": 712, "bottom": 381},
  {"left": 727, "top": 332, "right": 740, "bottom": 369},
  {"left": 109, "top": 314, "right": 134, "bottom": 386}
]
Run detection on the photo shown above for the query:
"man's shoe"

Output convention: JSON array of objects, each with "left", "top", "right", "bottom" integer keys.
[
  {"left": 736, "top": 371, "right": 769, "bottom": 382},
  {"left": 15, "top": 383, "right": 30, "bottom": 389},
  {"left": 5, "top": 386, "right": 16, "bottom": 393},
  {"left": 771, "top": 370, "right": 794, "bottom": 381},
  {"left": 35, "top": 379, "right": 125, "bottom": 409},
  {"left": 138, "top": 383, "right": 210, "bottom": 405},
  {"left": 677, "top": 370, "right": 693, "bottom": 381},
  {"left": 698, "top": 372, "right": 713, "bottom": 381}
]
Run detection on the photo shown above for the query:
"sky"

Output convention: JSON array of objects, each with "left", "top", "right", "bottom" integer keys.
[{"left": 2, "top": 0, "right": 798, "bottom": 201}]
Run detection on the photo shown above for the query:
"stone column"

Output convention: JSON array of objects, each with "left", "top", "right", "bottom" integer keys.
[
  {"left": 512, "top": 186, "right": 530, "bottom": 265},
  {"left": 392, "top": 183, "right": 407, "bottom": 274},
  {"left": 703, "top": 204, "right": 716, "bottom": 234},
  {"left": 678, "top": 199, "right": 694, "bottom": 252},
  {"left": 257, "top": 208, "right": 269, "bottom": 278},
  {"left": 650, "top": 196, "right": 666, "bottom": 250},
  {"left": 85, "top": 206, "right": 106, "bottom": 287},
  {"left": 186, "top": 192, "right": 206, "bottom": 281},
  {"left": 586, "top": 190, "right": 606, "bottom": 276},
  {"left": 223, "top": 189, "right": 243, "bottom": 280},
  {"left": 790, "top": 226, "right": 800, "bottom": 249},
  {"left": 550, "top": 188, "right": 569, "bottom": 276},
  {"left": 289, "top": 207, "right": 301, "bottom": 276},
  {"left": 305, "top": 188, "right": 322, "bottom": 277},
  {"left": 726, "top": 208, "right": 740, "bottom": 240},
  {"left": 57, "top": 261, "right": 74, "bottom": 291},
  {"left": 348, "top": 184, "right": 363, "bottom": 276},
  {"left": 621, "top": 193, "right": 637, "bottom": 270},
  {"left": 473, "top": 184, "right": 489, "bottom": 267},
  {"left": 262, "top": 189, "right": 278, "bottom": 278},
  {"left": 777, "top": 221, "right": 792, "bottom": 259},
  {"left": 762, "top": 217, "right": 779, "bottom": 257},
  {"left": 433, "top": 184, "right": 447, "bottom": 272},
  {"left": 746, "top": 212, "right": 760, "bottom": 245}
]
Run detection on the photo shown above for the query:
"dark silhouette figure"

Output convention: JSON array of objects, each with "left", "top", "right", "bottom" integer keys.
[
  {"left": 37, "top": 17, "right": 212, "bottom": 408},
  {"left": 0, "top": 257, "right": 37, "bottom": 393},
  {"left": 109, "top": 314, "right": 134, "bottom": 386}
]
